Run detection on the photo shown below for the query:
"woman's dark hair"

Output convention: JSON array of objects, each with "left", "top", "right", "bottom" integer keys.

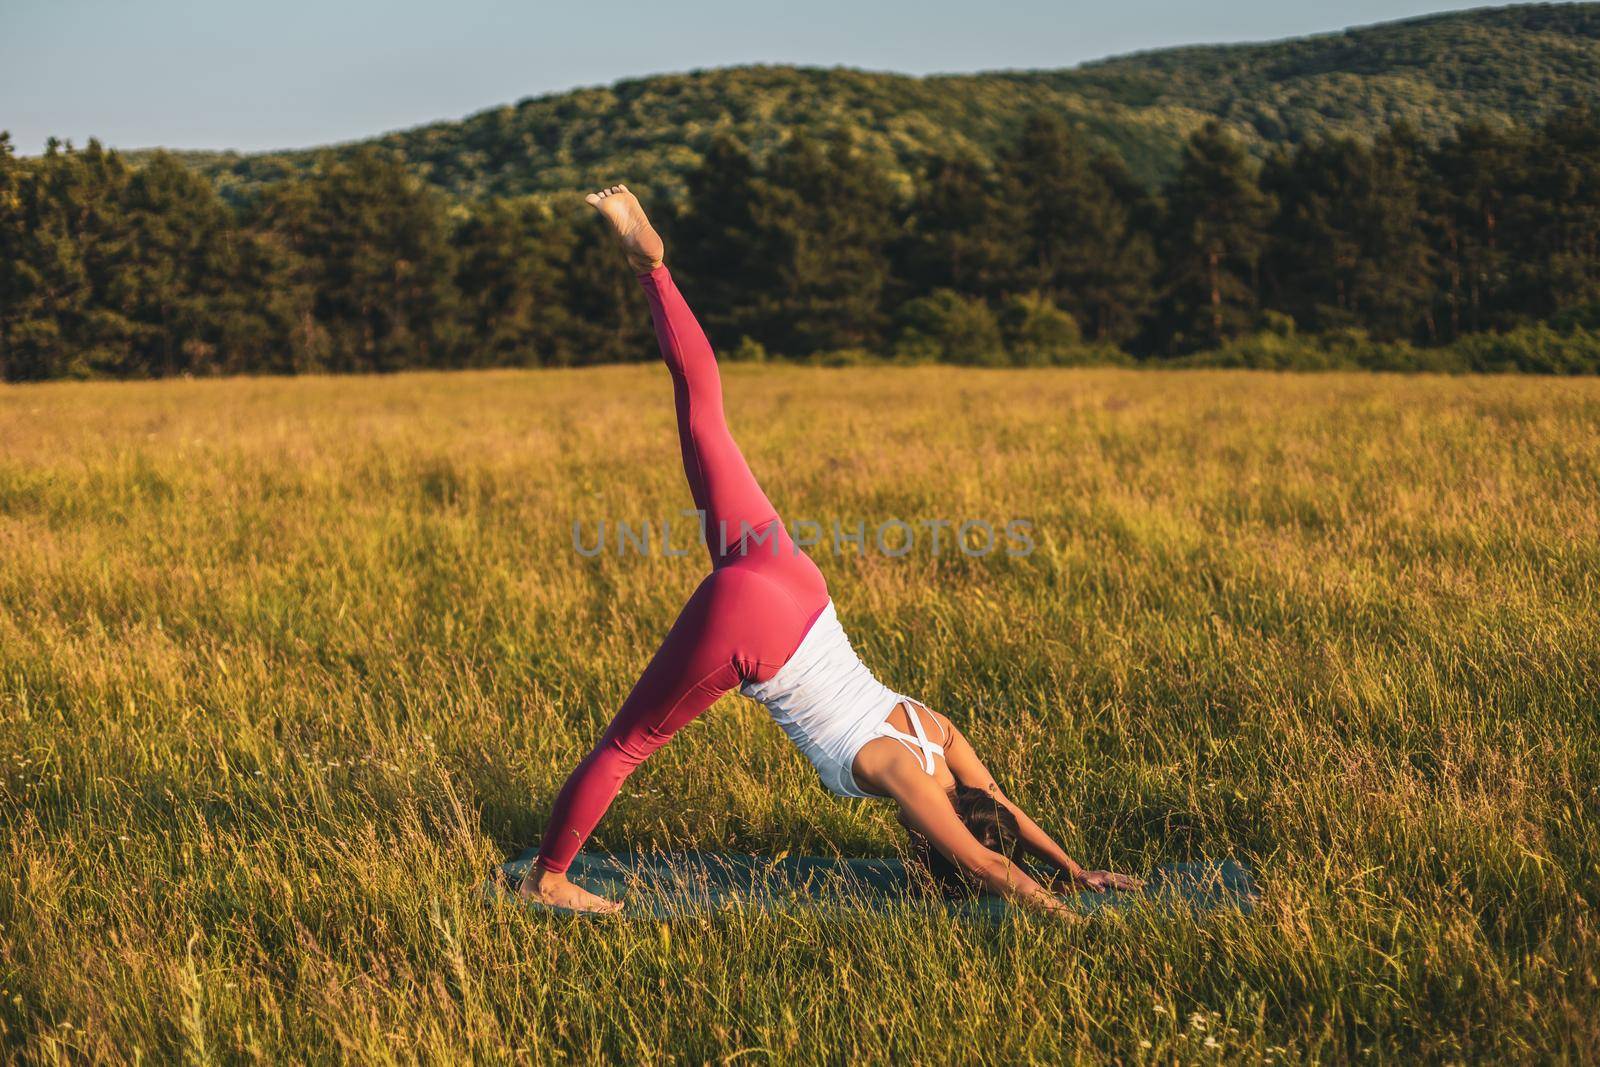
[{"left": 906, "top": 783, "right": 1027, "bottom": 897}]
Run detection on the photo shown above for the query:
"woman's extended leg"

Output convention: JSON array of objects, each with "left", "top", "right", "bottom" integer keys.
[
  {"left": 589, "top": 185, "right": 780, "bottom": 561},
  {"left": 638, "top": 265, "right": 779, "bottom": 560}
]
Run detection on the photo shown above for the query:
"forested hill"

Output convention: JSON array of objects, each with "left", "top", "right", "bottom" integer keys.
[{"left": 165, "top": 3, "right": 1600, "bottom": 200}]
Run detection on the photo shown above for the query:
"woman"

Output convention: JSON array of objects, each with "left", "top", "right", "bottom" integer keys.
[{"left": 522, "top": 185, "right": 1141, "bottom": 915}]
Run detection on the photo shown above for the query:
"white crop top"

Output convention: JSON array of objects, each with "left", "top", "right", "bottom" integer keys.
[{"left": 740, "top": 600, "right": 943, "bottom": 798}]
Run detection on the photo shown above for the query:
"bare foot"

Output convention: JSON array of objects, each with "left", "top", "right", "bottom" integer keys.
[
  {"left": 584, "top": 184, "right": 665, "bottom": 273},
  {"left": 517, "top": 866, "right": 623, "bottom": 915}
]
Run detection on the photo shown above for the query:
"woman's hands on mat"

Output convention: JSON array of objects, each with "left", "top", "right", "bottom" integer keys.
[{"left": 1071, "top": 869, "right": 1144, "bottom": 893}]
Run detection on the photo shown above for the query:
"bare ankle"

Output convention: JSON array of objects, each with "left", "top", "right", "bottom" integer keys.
[{"left": 532, "top": 866, "right": 563, "bottom": 886}]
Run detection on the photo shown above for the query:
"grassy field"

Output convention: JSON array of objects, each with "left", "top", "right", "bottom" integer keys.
[{"left": 2, "top": 365, "right": 1597, "bottom": 1064}]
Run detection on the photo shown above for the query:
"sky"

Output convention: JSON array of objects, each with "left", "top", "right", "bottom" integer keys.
[{"left": 0, "top": 1, "right": 1543, "bottom": 155}]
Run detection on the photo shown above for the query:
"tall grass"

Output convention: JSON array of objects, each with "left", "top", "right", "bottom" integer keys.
[{"left": 2, "top": 366, "right": 1597, "bottom": 1063}]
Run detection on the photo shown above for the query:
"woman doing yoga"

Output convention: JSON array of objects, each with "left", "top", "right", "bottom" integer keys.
[{"left": 523, "top": 185, "right": 1141, "bottom": 915}]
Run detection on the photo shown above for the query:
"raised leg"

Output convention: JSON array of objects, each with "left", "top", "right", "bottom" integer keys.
[
  {"left": 588, "top": 185, "right": 779, "bottom": 563},
  {"left": 639, "top": 266, "right": 780, "bottom": 560}
]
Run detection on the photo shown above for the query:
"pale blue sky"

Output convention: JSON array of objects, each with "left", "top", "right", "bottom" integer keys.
[{"left": 0, "top": 1, "right": 1538, "bottom": 154}]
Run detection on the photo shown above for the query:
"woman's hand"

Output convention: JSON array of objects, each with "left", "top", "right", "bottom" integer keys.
[{"left": 1074, "top": 869, "right": 1143, "bottom": 893}]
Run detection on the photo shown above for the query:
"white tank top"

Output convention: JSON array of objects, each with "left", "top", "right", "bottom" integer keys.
[{"left": 740, "top": 600, "right": 942, "bottom": 798}]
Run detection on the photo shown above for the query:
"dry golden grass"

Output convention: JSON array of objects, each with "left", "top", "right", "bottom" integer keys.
[{"left": 2, "top": 366, "right": 1597, "bottom": 1063}]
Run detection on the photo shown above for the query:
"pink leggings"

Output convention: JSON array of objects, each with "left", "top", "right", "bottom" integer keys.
[{"left": 535, "top": 266, "right": 829, "bottom": 874}]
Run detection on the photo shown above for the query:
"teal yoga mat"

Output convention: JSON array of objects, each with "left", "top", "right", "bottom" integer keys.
[{"left": 487, "top": 849, "right": 1258, "bottom": 918}]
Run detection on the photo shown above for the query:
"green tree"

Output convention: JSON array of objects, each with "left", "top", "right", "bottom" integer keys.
[
  {"left": 453, "top": 198, "right": 576, "bottom": 367},
  {"left": 893, "top": 289, "right": 1004, "bottom": 364},
  {"left": 675, "top": 133, "right": 787, "bottom": 349},
  {"left": 1, "top": 139, "right": 133, "bottom": 379},
  {"left": 108, "top": 152, "right": 236, "bottom": 375},
  {"left": 759, "top": 132, "right": 898, "bottom": 355},
  {"left": 561, "top": 201, "right": 657, "bottom": 366},
  {"left": 1426, "top": 123, "right": 1525, "bottom": 337},
  {"left": 897, "top": 152, "right": 1017, "bottom": 301},
  {"left": 1154, "top": 121, "right": 1273, "bottom": 352},
  {"left": 234, "top": 179, "right": 335, "bottom": 373},
  {"left": 1263, "top": 129, "right": 1435, "bottom": 341},
  {"left": 257, "top": 148, "right": 458, "bottom": 372},
  {"left": 999, "top": 114, "right": 1154, "bottom": 342},
  {"left": 1512, "top": 108, "right": 1600, "bottom": 318},
  {"left": 1000, "top": 293, "right": 1083, "bottom": 365},
  {"left": 0, "top": 133, "right": 21, "bottom": 380}
]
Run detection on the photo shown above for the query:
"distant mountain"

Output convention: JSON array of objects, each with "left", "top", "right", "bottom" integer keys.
[{"left": 157, "top": 3, "right": 1600, "bottom": 200}]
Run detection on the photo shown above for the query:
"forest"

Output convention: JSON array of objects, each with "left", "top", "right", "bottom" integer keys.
[
  {"left": 6, "top": 2, "right": 1600, "bottom": 380},
  {"left": 4, "top": 105, "right": 1600, "bottom": 380}
]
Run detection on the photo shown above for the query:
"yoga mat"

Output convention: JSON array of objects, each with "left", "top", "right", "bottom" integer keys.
[{"left": 486, "top": 849, "right": 1257, "bottom": 919}]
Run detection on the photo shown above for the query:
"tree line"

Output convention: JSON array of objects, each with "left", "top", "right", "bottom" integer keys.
[{"left": 4, "top": 109, "right": 1600, "bottom": 382}]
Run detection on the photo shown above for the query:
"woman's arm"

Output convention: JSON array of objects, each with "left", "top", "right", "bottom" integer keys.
[
  {"left": 884, "top": 763, "right": 1077, "bottom": 915},
  {"left": 942, "top": 720, "right": 1142, "bottom": 893}
]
